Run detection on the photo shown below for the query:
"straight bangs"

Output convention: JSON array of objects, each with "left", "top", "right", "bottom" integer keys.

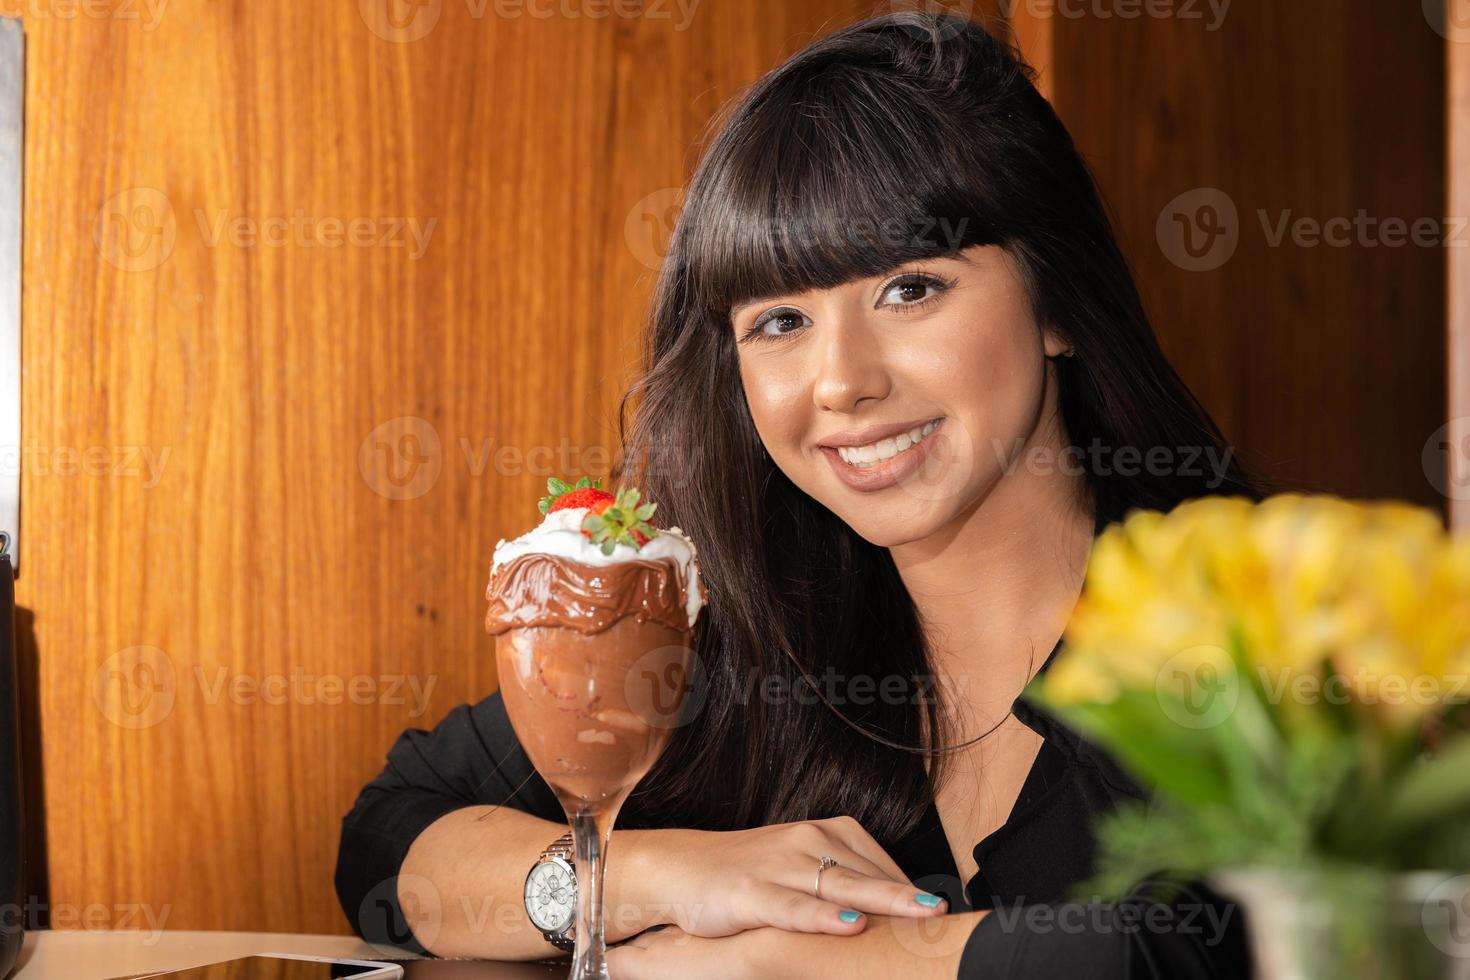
[{"left": 680, "top": 65, "right": 1008, "bottom": 328}]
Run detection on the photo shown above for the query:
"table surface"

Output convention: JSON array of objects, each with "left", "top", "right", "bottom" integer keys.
[{"left": 11, "top": 930, "right": 566, "bottom": 979}]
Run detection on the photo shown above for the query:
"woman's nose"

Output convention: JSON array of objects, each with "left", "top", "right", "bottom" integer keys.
[{"left": 810, "top": 318, "right": 890, "bottom": 414}]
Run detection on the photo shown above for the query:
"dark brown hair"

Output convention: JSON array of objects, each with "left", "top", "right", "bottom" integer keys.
[{"left": 615, "top": 9, "right": 1257, "bottom": 846}]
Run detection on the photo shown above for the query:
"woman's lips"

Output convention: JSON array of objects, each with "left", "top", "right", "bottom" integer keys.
[{"left": 818, "top": 417, "right": 946, "bottom": 492}]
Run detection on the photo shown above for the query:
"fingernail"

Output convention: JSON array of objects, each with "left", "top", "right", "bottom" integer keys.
[
  {"left": 914, "top": 893, "right": 943, "bottom": 908},
  {"left": 839, "top": 910, "right": 862, "bottom": 923}
]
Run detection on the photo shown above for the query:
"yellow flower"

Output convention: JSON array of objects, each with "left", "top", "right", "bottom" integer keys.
[{"left": 1044, "top": 493, "right": 1469, "bottom": 731}]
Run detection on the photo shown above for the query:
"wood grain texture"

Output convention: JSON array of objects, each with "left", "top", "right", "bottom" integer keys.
[
  {"left": 10, "top": 0, "right": 893, "bottom": 934},
  {"left": 1027, "top": 0, "right": 1446, "bottom": 508},
  {"left": 1449, "top": 5, "right": 1469, "bottom": 528},
  {"left": 13, "top": 0, "right": 1445, "bottom": 938}
]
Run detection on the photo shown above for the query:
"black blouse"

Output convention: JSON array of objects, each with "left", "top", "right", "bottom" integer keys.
[{"left": 335, "top": 638, "right": 1253, "bottom": 978}]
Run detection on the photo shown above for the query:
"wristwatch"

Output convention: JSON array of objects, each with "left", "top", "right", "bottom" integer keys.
[{"left": 524, "top": 831, "right": 577, "bottom": 952}]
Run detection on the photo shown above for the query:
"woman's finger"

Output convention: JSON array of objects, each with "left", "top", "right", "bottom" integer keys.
[
  {"left": 751, "top": 880, "right": 871, "bottom": 934},
  {"left": 809, "top": 863, "right": 948, "bottom": 918},
  {"left": 792, "top": 846, "right": 890, "bottom": 889},
  {"left": 816, "top": 816, "right": 913, "bottom": 884}
]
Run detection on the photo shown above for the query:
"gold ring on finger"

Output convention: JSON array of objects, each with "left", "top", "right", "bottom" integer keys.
[{"left": 814, "top": 855, "right": 839, "bottom": 898}]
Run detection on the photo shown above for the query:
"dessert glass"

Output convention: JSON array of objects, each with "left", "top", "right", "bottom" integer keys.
[{"left": 487, "top": 512, "right": 701, "bottom": 980}]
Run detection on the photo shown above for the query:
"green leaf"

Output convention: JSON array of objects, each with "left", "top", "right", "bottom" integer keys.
[
  {"left": 547, "top": 477, "right": 571, "bottom": 495},
  {"left": 1380, "top": 734, "right": 1470, "bottom": 833},
  {"left": 1035, "top": 689, "right": 1235, "bottom": 808}
]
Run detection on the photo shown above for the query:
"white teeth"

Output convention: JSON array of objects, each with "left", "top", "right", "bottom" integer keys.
[{"left": 835, "top": 419, "right": 941, "bottom": 469}]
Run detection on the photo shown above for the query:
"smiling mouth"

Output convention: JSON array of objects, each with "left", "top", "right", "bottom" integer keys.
[{"left": 832, "top": 418, "right": 944, "bottom": 469}]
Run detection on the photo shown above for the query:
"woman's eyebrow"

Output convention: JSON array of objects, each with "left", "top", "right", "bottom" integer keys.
[
  {"left": 728, "top": 253, "right": 974, "bottom": 319},
  {"left": 730, "top": 290, "right": 791, "bottom": 318}
]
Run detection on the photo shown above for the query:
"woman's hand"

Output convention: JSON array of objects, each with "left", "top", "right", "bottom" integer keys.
[
  {"left": 606, "top": 925, "right": 766, "bottom": 980},
  {"left": 607, "top": 911, "right": 983, "bottom": 980},
  {"left": 618, "top": 816, "right": 948, "bottom": 938}
]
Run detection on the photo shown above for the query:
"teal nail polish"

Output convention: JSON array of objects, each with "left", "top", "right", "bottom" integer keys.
[
  {"left": 914, "top": 893, "right": 943, "bottom": 908},
  {"left": 839, "top": 910, "right": 862, "bottom": 923}
]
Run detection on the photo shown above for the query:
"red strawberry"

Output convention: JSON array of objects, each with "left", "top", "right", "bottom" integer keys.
[
  {"left": 538, "top": 476, "right": 612, "bottom": 515},
  {"left": 549, "top": 487, "right": 614, "bottom": 513}
]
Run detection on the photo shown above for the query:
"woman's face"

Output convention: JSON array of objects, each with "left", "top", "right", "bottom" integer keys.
[{"left": 730, "top": 244, "right": 1067, "bottom": 548}]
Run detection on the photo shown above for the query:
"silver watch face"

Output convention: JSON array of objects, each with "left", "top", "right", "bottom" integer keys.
[{"left": 525, "top": 856, "right": 576, "bottom": 933}]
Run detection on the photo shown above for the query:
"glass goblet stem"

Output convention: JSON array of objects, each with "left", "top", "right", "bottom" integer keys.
[{"left": 568, "top": 804, "right": 616, "bottom": 980}]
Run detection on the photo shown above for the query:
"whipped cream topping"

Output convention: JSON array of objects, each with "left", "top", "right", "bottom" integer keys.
[{"left": 491, "top": 506, "right": 704, "bottom": 627}]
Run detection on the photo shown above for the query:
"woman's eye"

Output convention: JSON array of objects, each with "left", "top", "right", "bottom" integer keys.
[
  {"left": 881, "top": 274, "right": 949, "bottom": 308},
  {"left": 753, "top": 309, "right": 809, "bottom": 337}
]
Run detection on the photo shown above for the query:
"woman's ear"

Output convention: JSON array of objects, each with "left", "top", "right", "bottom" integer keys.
[{"left": 1042, "top": 328, "right": 1074, "bottom": 359}]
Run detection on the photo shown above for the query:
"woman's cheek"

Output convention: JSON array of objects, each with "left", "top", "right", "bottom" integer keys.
[{"left": 739, "top": 358, "right": 812, "bottom": 459}]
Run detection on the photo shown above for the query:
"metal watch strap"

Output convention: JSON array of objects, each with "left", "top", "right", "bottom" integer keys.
[
  {"left": 542, "top": 830, "right": 574, "bottom": 863},
  {"left": 538, "top": 831, "right": 575, "bottom": 952}
]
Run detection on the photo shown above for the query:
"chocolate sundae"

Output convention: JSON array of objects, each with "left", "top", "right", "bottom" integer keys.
[{"left": 486, "top": 477, "right": 704, "bottom": 809}]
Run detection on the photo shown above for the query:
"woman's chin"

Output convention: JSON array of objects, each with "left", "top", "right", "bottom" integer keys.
[{"left": 827, "top": 498, "right": 955, "bottom": 549}]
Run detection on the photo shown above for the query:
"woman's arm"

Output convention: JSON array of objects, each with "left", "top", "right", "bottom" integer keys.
[
  {"left": 396, "top": 803, "right": 676, "bottom": 959},
  {"left": 608, "top": 910, "right": 986, "bottom": 979},
  {"left": 333, "top": 692, "right": 680, "bottom": 958},
  {"left": 334, "top": 691, "right": 947, "bottom": 959},
  {"left": 611, "top": 879, "right": 1252, "bottom": 979}
]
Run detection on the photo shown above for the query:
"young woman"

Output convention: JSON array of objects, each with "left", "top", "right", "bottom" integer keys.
[{"left": 336, "top": 11, "right": 1261, "bottom": 978}]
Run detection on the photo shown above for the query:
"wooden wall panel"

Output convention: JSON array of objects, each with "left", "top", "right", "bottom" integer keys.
[
  {"left": 14, "top": 0, "right": 1442, "bottom": 938},
  {"left": 1450, "top": 5, "right": 1470, "bottom": 528},
  {"left": 11, "top": 0, "right": 888, "bottom": 934},
  {"left": 1021, "top": 1, "right": 1446, "bottom": 508}
]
